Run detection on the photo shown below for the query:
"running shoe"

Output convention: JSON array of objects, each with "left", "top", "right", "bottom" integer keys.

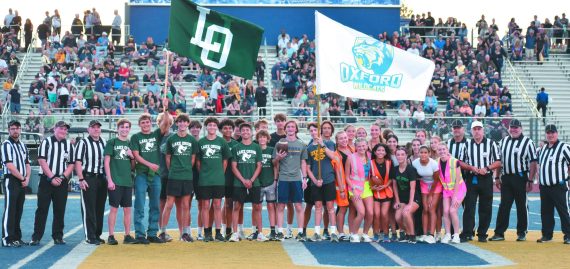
[
  {"left": 229, "top": 233, "right": 240, "bottom": 242},
  {"left": 330, "top": 233, "right": 339, "bottom": 243},
  {"left": 309, "top": 233, "right": 322, "bottom": 242},
  {"left": 424, "top": 235, "right": 436, "bottom": 244},
  {"left": 451, "top": 234, "right": 461, "bottom": 244},
  {"left": 390, "top": 232, "right": 398, "bottom": 242},
  {"left": 322, "top": 230, "right": 331, "bottom": 241},
  {"left": 246, "top": 232, "right": 258, "bottom": 241},
  {"left": 204, "top": 234, "right": 214, "bottom": 243},
  {"left": 2, "top": 241, "right": 22, "bottom": 248},
  {"left": 136, "top": 237, "right": 150, "bottom": 245},
  {"left": 238, "top": 230, "right": 246, "bottom": 240},
  {"left": 181, "top": 233, "right": 194, "bottom": 243},
  {"left": 268, "top": 231, "right": 277, "bottom": 241},
  {"left": 107, "top": 235, "right": 118, "bottom": 245},
  {"left": 441, "top": 233, "right": 452, "bottom": 244},
  {"left": 123, "top": 235, "right": 138, "bottom": 244},
  {"left": 257, "top": 233, "right": 269, "bottom": 242},
  {"left": 361, "top": 234, "right": 372, "bottom": 243},
  {"left": 349, "top": 234, "right": 360, "bottom": 243},
  {"left": 147, "top": 236, "right": 165, "bottom": 244},
  {"left": 407, "top": 235, "right": 417, "bottom": 244},
  {"left": 215, "top": 233, "right": 226, "bottom": 242},
  {"left": 382, "top": 233, "right": 391, "bottom": 243},
  {"left": 296, "top": 232, "right": 307, "bottom": 242},
  {"left": 197, "top": 234, "right": 204, "bottom": 241},
  {"left": 285, "top": 228, "right": 293, "bottom": 239},
  {"left": 338, "top": 233, "right": 348, "bottom": 242},
  {"left": 489, "top": 234, "right": 505, "bottom": 241}
]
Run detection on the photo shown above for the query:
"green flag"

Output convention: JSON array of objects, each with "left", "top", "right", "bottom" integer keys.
[{"left": 169, "top": 0, "right": 264, "bottom": 78}]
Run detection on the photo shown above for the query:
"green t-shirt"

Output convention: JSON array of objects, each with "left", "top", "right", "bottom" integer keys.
[
  {"left": 225, "top": 139, "right": 239, "bottom": 184},
  {"left": 197, "top": 136, "right": 231, "bottom": 186},
  {"left": 231, "top": 142, "right": 262, "bottom": 188},
  {"left": 259, "top": 146, "right": 275, "bottom": 187},
  {"left": 131, "top": 129, "right": 162, "bottom": 175},
  {"left": 104, "top": 138, "right": 133, "bottom": 187},
  {"left": 166, "top": 133, "right": 198, "bottom": 181}
]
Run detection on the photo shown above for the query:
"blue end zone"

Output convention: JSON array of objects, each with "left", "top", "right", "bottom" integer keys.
[
  {"left": 381, "top": 243, "right": 488, "bottom": 267},
  {"left": 304, "top": 242, "right": 399, "bottom": 267}
]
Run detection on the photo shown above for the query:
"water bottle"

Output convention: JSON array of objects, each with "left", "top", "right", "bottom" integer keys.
[{"left": 472, "top": 175, "right": 478, "bottom": 185}]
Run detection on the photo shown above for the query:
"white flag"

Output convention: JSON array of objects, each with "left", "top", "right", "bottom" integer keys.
[{"left": 315, "top": 12, "right": 435, "bottom": 101}]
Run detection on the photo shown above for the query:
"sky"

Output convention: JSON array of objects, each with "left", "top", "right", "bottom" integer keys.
[{"left": 3, "top": 0, "right": 569, "bottom": 37}]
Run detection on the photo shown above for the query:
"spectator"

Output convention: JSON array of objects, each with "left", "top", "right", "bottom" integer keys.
[
  {"left": 102, "top": 92, "right": 117, "bottom": 115},
  {"left": 271, "top": 62, "right": 284, "bottom": 101},
  {"left": 255, "top": 56, "right": 265, "bottom": 84},
  {"left": 146, "top": 79, "right": 160, "bottom": 96},
  {"left": 228, "top": 80, "right": 241, "bottom": 102},
  {"left": 375, "top": 106, "right": 390, "bottom": 128},
  {"left": 8, "top": 52, "right": 19, "bottom": 79},
  {"left": 344, "top": 97, "right": 356, "bottom": 116},
  {"left": 499, "top": 96, "right": 512, "bottom": 115},
  {"left": 71, "top": 94, "right": 88, "bottom": 115},
  {"left": 210, "top": 76, "right": 224, "bottom": 113},
  {"left": 51, "top": 9, "right": 61, "bottom": 35},
  {"left": 57, "top": 83, "right": 70, "bottom": 109},
  {"left": 329, "top": 97, "right": 341, "bottom": 122},
  {"left": 97, "top": 32, "right": 110, "bottom": 47},
  {"left": 172, "top": 87, "right": 186, "bottom": 113},
  {"left": 170, "top": 60, "right": 183, "bottom": 81},
  {"left": 37, "top": 23, "right": 50, "bottom": 49},
  {"left": 474, "top": 99, "right": 487, "bottom": 117},
  {"left": 525, "top": 30, "right": 536, "bottom": 60},
  {"left": 424, "top": 89, "right": 438, "bottom": 113},
  {"left": 412, "top": 105, "right": 426, "bottom": 128},
  {"left": 226, "top": 98, "right": 240, "bottom": 116},
  {"left": 244, "top": 80, "right": 255, "bottom": 107},
  {"left": 90, "top": 93, "right": 103, "bottom": 115},
  {"left": 24, "top": 111, "right": 42, "bottom": 137},
  {"left": 536, "top": 87, "right": 549, "bottom": 119},
  {"left": 74, "top": 62, "right": 89, "bottom": 85},
  {"left": 205, "top": 98, "right": 216, "bottom": 115},
  {"left": 240, "top": 96, "right": 254, "bottom": 120},
  {"left": 71, "top": 13, "right": 83, "bottom": 37},
  {"left": 191, "top": 86, "right": 207, "bottom": 116},
  {"left": 24, "top": 18, "right": 33, "bottom": 51},
  {"left": 255, "top": 80, "right": 268, "bottom": 117},
  {"left": 0, "top": 57, "right": 8, "bottom": 77},
  {"left": 111, "top": 10, "right": 122, "bottom": 45},
  {"left": 117, "top": 82, "right": 132, "bottom": 106},
  {"left": 489, "top": 100, "right": 501, "bottom": 115},
  {"left": 458, "top": 101, "right": 473, "bottom": 116},
  {"left": 397, "top": 103, "right": 411, "bottom": 128},
  {"left": 357, "top": 98, "right": 368, "bottom": 116},
  {"left": 8, "top": 84, "right": 21, "bottom": 115}
]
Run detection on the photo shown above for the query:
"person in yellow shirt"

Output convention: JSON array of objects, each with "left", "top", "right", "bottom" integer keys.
[
  {"left": 55, "top": 48, "right": 66, "bottom": 65},
  {"left": 458, "top": 87, "right": 471, "bottom": 103},
  {"left": 228, "top": 81, "right": 241, "bottom": 102}
]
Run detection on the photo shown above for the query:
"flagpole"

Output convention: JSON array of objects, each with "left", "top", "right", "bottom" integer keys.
[
  {"left": 315, "top": 85, "right": 322, "bottom": 182},
  {"left": 163, "top": 50, "right": 171, "bottom": 113}
]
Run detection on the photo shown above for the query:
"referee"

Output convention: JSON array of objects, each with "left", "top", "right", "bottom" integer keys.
[
  {"left": 536, "top": 124, "right": 570, "bottom": 244},
  {"left": 1, "top": 120, "right": 31, "bottom": 247},
  {"left": 458, "top": 121, "right": 501, "bottom": 242},
  {"left": 490, "top": 119, "right": 537, "bottom": 242},
  {"left": 75, "top": 120, "right": 106, "bottom": 245},
  {"left": 447, "top": 120, "right": 468, "bottom": 160},
  {"left": 30, "top": 121, "right": 74, "bottom": 246}
]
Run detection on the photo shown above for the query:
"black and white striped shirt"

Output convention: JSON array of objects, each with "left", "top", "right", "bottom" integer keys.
[
  {"left": 38, "top": 136, "right": 74, "bottom": 177},
  {"left": 75, "top": 136, "right": 106, "bottom": 174},
  {"left": 1, "top": 137, "right": 30, "bottom": 178},
  {"left": 447, "top": 137, "right": 468, "bottom": 160},
  {"left": 462, "top": 137, "right": 501, "bottom": 171},
  {"left": 499, "top": 135, "right": 538, "bottom": 175},
  {"left": 538, "top": 140, "right": 570, "bottom": 186}
]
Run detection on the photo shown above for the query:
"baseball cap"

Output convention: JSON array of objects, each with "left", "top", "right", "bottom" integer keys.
[
  {"left": 89, "top": 120, "right": 102, "bottom": 127},
  {"left": 545, "top": 124, "right": 557, "bottom": 133},
  {"left": 451, "top": 120, "right": 463, "bottom": 128},
  {"left": 509, "top": 119, "right": 522, "bottom": 128},
  {"left": 471, "top": 121, "right": 484, "bottom": 129},
  {"left": 8, "top": 120, "right": 21, "bottom": 128},
  {"left": 54, "top": 120, "right": 70, "bottom": 129},
  {"left": 102, "top": 32, "right": 107, "bottom": 35}
]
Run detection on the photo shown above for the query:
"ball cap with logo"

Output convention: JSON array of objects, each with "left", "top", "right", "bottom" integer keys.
[
  {"left": 545, "top": 124, "right": 558, "bottom": 133},
  {"left": 54, "top": 120, "right": 70, "bottom": 129},
  {"left": 509, "top": 119, "right": 522, "bottom": 128},
  {"left": 89, "top": 120, "right": 102, "bottom": 127},
  {"left": 451, "top": 120, "right": 463, "bottom": 128},
  {"left": 8, "top": 120, "right": 21, "bottom": 128},
  {"left": 471, "top": 121, "right": 484, "bottom": 129}
]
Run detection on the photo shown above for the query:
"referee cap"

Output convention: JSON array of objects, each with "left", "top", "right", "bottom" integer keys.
[
  {"left": 451, "top": 120, "right": 463, "bottom": 128},
  {"left": 471, "top": 121, "right": 484, "bottom": 129},
  {"left": 8, "top": 120, "right": 21, "bottom": 128},
  {"left": 54, "top": 120, "right": 70, "bottom": 129},
  {"left": 509, "top": 119, "right": 522, "bottom": 128},
  {"left": 545, "top": 124, "right": 558, "bottom": 133}
]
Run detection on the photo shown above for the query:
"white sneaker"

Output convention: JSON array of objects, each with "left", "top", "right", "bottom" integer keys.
[
  {"left": 238, "top": 230, "right": 246, "bottom": 240},
  {"left": 349, "top": 234, "right": 361, "bottom": 243},
  {"left": 285, "top": 228, "right": 293, "bottom": 239},
  {"left": 416, "top": 235, "right": 425, "bottom": 243},
  {"left": 256, "top": 233, "right": 269, "bottom": 242},
  {"left": 435, "top": 233, "right": 442, "bottom": 243},
  {"left": 361, "top": 234, "right": 372, "bottom": 243},
  {"left": 451, "top": 234, "right": 461, "bottom": 244},
  {"left": 229, "top": 233, "right": 240, "bottom": 242},
  {"left": 424, "top": 235, "right": 436, "bottom": 244},
  {"left": 441, "top": 233, "right": 452, "bottom": 244}
]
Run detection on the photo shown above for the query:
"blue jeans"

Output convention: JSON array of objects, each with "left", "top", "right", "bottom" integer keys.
[{"left": 134, "top": 173, "right": 161, "bottom": 238}]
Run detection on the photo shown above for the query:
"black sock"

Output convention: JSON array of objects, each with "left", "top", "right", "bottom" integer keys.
[
  {"left": 215, "top": 229, "right": 221, "bottom": 236},
  {"left": 256, "top": 227, "right": 261, "bottom": 234},
  {"left": 303, "top": 228, "right": 307, "bottom": 234},
  {"left": 226, "top": 228, "right": 232, "bottom": 235},
  {"left": 324, "top": 228, "right": 329, "bottom": 234},
  {"left": 270, "top": 226, "right": 276, "bottom": 233},
  {"left": 206, "top": 227, "right": 212, "bottom": 234}
]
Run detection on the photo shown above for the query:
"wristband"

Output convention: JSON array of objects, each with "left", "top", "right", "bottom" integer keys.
[{"left": 78, "top": 178, "right": 85, "bottom": 181}]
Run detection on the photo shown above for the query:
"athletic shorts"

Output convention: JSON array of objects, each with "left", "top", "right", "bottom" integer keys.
[
  {"left": 109, "top": 186, "right": 133, "bottom": 208},
  {"left": 420, "top": 180, "right": 443, "bottom": 194},
  {"left": 310, "top": 182, "right": 337, "bottom": 202},
  {"left": 304, "top": 184, "right": 313, "bottom": 204},
  {"left": 260, "top": 182, "right": 277, "bottom": 203},
  {"left": 443, "top": 182, "right": 467, "bottom": 200},
  {"left": 348, "top": 181, "right": 373, "bottom": 199},
  {"left": 233, "top": 187, "right": 261, "bottom": 204},
  {"left": 225, "top": 176, "right": 234, "bottom": 198},
  {"left": 160, "top": 176, "right": 168, "bottom": 200},
  {"left": 374, "top": 197, "right": 393, "bottom": 203},
  {"left": 198, "top": 186, "right": 225, "bottom": 200},
  {"left": 167, "top": 179, "right": 194, "bottom": 197},
  {"left": 277, "top": 180, "right": 303, "bottom": 203}
]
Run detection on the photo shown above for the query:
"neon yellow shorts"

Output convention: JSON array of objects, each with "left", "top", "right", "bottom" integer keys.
[{"left": 348, "top": 181, "right": 373, "bottom": 199}]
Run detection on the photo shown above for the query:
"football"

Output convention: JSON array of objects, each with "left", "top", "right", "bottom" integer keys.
[
  {"left": 276, "top": 139, "right": 289, "bottom": 153},
  {"left": 370, "top": 175, "right": 383, "bottom": 188}
]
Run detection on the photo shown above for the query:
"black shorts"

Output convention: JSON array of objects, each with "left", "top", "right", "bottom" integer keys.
[
  {"left": 167, "top": 179, "right": 194, "bottom": 197},
  {"left": 310, "top": 182, "right": 336, "bottom": 203},
  {"left": 198, "top": 186, "right": 225, "bottom": 200},
  {"left": 225, "top": 175, "right": 234, "bottom": 198},
  {"left": 233, "top": 187, "right": 261, "bottom": 204},
  {"left": 304, "top": 184, "right": 313, "bottom": 205},
  {"left": 160, "top": 176, "right": 168, "bottom": 200},
  {"left": 374, "top": 197, "right": 393, "bottom": 203},
  {"left": 109, "top": 186, "right": 133, "bottom": 208}
]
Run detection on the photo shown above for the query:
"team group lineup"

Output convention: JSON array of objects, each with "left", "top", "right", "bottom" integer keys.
[{"left": 3, "top": 108, "right": 570, "bottom": 248}]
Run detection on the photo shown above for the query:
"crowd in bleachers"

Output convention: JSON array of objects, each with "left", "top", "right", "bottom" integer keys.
[{"left": 1, "top": 8, "right": 570, "bottom": 140}]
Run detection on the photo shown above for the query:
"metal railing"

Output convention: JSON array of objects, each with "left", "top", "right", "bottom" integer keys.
[{"left": 504, "top": 58, "right": 540, "bottom": 118}]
